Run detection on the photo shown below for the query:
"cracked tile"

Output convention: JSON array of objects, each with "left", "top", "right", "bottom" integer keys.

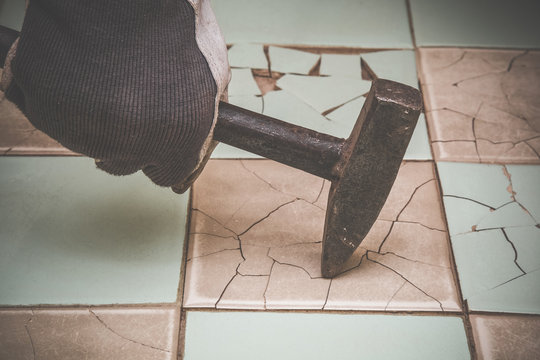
[
  {"left": 419, "top": 49, "right": 540, "bottom": 163},
  {"left": 438, "top": 162, "right": 540, "bottom": 313},
  {"left": 268, "top": 46, "right": 319, "bottom": 75},
  {"left": 0, "top": 157, "right": 187, "bottom": 305},
  {"left": 262, "top": 90, "right": 347, "bottom": 138},
  {"left": 0, "top": 307, "right": 178, "bottom": 360},
  {"left": 277, "top": 74, "right": 371, "bottom": 113},
  {"left": 227, "top": 44, "right": 268, "bottom": 69},
  {"left": 0, "top": 96, "right": 75, "bottom": 155},
  {"left": 361, "top": 50, "right": 419, "bottom": 88},
  {"left": 184, "top": 311, "right": 469, "bottom": 359},
  {"left": 184, "top": 160, "right": 460, "bottom": 311},
  {"left": 471, "top": 314, "right": 540, "bottom": 360}
]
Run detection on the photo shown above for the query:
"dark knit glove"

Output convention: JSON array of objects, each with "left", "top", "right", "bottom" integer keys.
[{"left": 3, "top": 0, "right": 227, "bottom": 190}]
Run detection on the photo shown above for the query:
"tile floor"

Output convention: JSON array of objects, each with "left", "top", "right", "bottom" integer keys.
[{"left": 1, "top": 1, "right": 539, "bottom": 359}]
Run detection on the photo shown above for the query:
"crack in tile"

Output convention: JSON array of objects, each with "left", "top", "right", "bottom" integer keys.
[
  {"left": 525, "top": 141, "right": 540, "bottom": 159},
  {"left": 267, "top": 257, "right": 323, "bottom": 280},
  {"left": 322, "top": 278, "right": 332, "bottom": 309},
  {"left": 238, "top": 198, "right": 299, "bottom": 236},
  {"left": 377, "top": 221, "right": 395, "bottom": 253},
  {"left": 379, "top": 251, "right": 450, "bottom": 269},
  {"left": 396, "top": 220, "right": 447, "bottom": 233},
  {"left": 366, "top": 251, "right": 444, "bottom": 311},
  {"left": 436, "top": 51, "right": 466, "bottom": 71},
  {"left": 507, "top": 50, "right": 529, "bottom": 72},
  {"left": 384, "top": 281, "right": 406, "bottom": 311},
  {"left": 188, "top": 248, "right": 241, "bottom": 261},
  {"left": 24, "top": 310, "right": 36, "bottom": 360},
  {"left": 312, "top": 180, "right": 326, "bottom": 205},
  {"left": 215, "top": 263, "right": 242, "bottom": 308},
  {"left": 490, "top": 272, "right": 526, "bottom": 291},
  {"left": 263, "top": 261, "right": 276, "bottom": 310},
  {"left": 444, "top": 195, "right": 496, "bottom": 210},
  {"left": 89, "top": 310, "right": 170, "bottom": 353},
  {"left": 396, "top": 178, "right": 436, "bottom": 222},
  {"left": 500, "top": 228, "right": 527, "bottom": 275},
  {"left": 191, "top": 208, "right": 239, "bottom": 236},
  {"left": 452, "top": 71, "right": 506, "bottom": 87}
]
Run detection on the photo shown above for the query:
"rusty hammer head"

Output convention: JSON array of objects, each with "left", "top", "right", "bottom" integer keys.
[{"left": 214, "top": 79, "right": 422, "bottom": 277}]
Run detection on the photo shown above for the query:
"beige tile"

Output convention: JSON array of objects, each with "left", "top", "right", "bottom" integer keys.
[
  {"left": 183, "top": 159, "right": 460, "bottom": 311},
  {"left": 0, "top": 96, "right": 75, "bottom": 155},
  {"left": 471, "top": 314, "right": 540, "bottom": 360},
  {"left": 0, "top": 307, "right": 178, "bottom": 360},
  {"left": 419, "top": 48, "right": 540, "bottom": 163},
  {"left": 0, "top": 310, "right": 34, "bottom": 360}
]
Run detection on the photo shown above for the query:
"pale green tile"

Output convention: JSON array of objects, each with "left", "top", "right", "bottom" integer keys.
[
  {"left": 228, "top": 95, "right": 263, "bottom": 113},
  {"left": 277, "top": 74, "right": 371, "bottom": 113},
  {"left": 184, "top": 312, "right": 470, "bottom": 360},
  {"left": 452, "top": 230, "right": 524, "bottom": 299},
  {"left": 269, "top": 47, "right": 319, "bottom": 75},
  {"left": 0, "top": 157, "right": 187, "bottom": 305},
  {"left": 505, "top": 226, "right": 540, "bottom": 273},
  {"left": 506, "top": 165, "right": 540, "bottom": 223},
  {"left": 326, "top": 96, "right": 365, "bottom": 132},
  {"left": 0, "top": 0, "right": 25, "bottom": 31},
  {"left": 228, "top": 44, "right": 268, "bottom": 69},
  {"left": 361, "top": 50, "right": 419, "bottom": 88},
  {"left": 228, "top": 68, "right": 260, "bottom": 97},
  {"left": 467, "top": 269, "right": 540, "bottom": 314},
  {"left": 211, "top": 0, "right": 413, "bottom": 48},
  {"left": 477, "top": 202, "right": 536, "bottom": 230},
  {"left": 320, "top": 54, "right": 361, "bottom": 77},
  {"left": 442, "top": 196, "right": 492, "bottom": 236},
  {"left": 437, "top": 163, "right": 512, "bottom": 209},
  {"left": 262, "top": 90, "right": 348, "bottom": 138},
  {"left": 403, "top": 113, "right": 432, "bottom": 160},
  {"left": 212, "top": 143, "right": 260, "bottom": 159},
  {"left": 410, "top": 0, "right": 540, "bottom": 48}
]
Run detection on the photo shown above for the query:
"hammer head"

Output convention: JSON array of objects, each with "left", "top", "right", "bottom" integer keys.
[{"left": 321, "top": 79, "right": 423, "bottom": 278}]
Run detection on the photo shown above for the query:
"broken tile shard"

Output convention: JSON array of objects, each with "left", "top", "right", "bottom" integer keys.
[
  {"left": 320, "top": 54, "right": 361, "bottom": 77},
  {"left": 268, "top": 46, "right": 319, "bottom": 75},
  {"left": 227, "top": 44, "right": 268, "bottom": 69},
  {"left": 276, "top": 74, "right": 371, "bottom": 113}
]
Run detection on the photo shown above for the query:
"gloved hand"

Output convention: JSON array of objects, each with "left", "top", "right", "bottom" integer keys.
[{"left": 1, "top": 0, "right": 229, "bottom": 192}]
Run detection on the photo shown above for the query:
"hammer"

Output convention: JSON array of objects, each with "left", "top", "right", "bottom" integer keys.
[
  {"left": 214, "top": 80, "right": 422, "bottom": 277},
  {"left": 0, "top": 25, "right": 423, "bottom": 277}
]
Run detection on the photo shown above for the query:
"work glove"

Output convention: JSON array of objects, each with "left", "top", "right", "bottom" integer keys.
[{"left": 1, "top": 0, "right": 230, "bottom": 192}]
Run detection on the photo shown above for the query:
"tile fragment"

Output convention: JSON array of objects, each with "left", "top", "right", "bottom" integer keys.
[
  {"left": 227, "top": 44, "right": 268, "bottom": 69},
  {"left": 276, "top": 74, "right": 371, "bottom": 113},
  {"left": 268, "top": 46, "right": 319, "bottom": 75},
  {"left": 361, "top": 50, "right": 418, "bottom": 88},
  {"left": 320, "top": 54, "right": 361, "bottom": 77},
  {"left": 228, "top": 68, "right": 261, "bottom": 96}
]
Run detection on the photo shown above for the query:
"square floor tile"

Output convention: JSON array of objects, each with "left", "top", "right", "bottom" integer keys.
[
  {"left": 410, "top": 0, "right": 540, "bottom": 48},
  {"left": 419, "top": 48, "right": 540, "bottom": 163},
  {"left": 212, "top": 0, "right": 413, "bottom": 48},
  {"left": 438, "top": 162, "right": 540, "bottom": 314},
  {"left": 183, "top": 311, "right": 470, "bottom": 360},
  {"left": 470, "top": 314, "right": 540, "bottom": 360},
  {"left": 0, "top": 157, "right": 188, "bottom": 305},
  {"left": 0, "top": 307, "right": 179, "bottom": 360},
  {"left": 183, "top": 160, "right": 460, "bottom": 311}
]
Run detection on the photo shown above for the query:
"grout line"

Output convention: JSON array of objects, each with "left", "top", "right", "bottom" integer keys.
[{"left": 431, "top": 161, "right": 478, "bottom": 359}]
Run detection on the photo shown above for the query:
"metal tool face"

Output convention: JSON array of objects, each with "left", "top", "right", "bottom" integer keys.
[{"left": 214, "top": 79, "right": 422, "bottom": 278}]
